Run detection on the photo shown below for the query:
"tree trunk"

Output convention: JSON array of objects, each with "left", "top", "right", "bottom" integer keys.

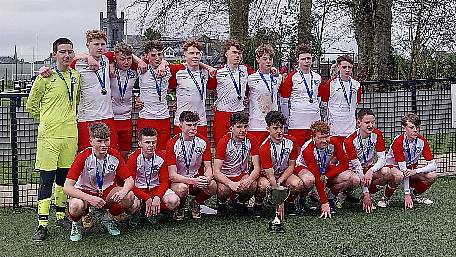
[
  {"left": 229, "top": 0, "right": 251, "bottom": 44},
  {"left": 352, "top": 0, "right": 393, "bottom": 80},
  {"left": 298, "top": 0, "right": 313, "bottom": 44}
]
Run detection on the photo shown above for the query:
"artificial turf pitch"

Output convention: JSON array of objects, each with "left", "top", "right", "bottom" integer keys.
[{"left": 1, "top": 177, "right": 455, "bottom": 257}]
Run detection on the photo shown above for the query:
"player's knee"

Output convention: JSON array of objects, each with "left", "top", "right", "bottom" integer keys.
[
  {"left": 165, "top": 193, "right": 180, "bottom": 210},
  {"left": 391, "top": 170, "right": 404, "bottom": 184},
  {"left": 69, "top": 199, "right": 85, "bottom": 215},
  {"left": 257, "top": 178, "right": 270, "bottom": 191},
  {"left": 172, "top": 183, "right": 189, "bottom": 197},
  {"left": 289, "top": 178, "right": 304, "bottom": 192},
  {"left": 217, "top": 183, "right": 231, "bottom": 197},
  {"left": 351, "top": 173, "right": 361, "bottom": 187},
  {"left": 302, "top": 174, "right": 315, "bottom": 189},
  {"left": 206, "top": 180, "right": 217, "bottom": 195},
  {"left": 426, "top": 172, "right": 438, "bottom": 183}
]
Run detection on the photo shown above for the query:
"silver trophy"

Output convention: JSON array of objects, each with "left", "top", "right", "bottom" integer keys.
[{"left": 266, "top": 185, "right": 290, "bottom": 233}]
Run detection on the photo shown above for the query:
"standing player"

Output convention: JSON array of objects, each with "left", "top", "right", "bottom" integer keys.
[
  {"left": 344, "top": 109, "right": 390, "bottom": 213},
  {"left": 166, "top": 111, "right": 217, "bottom": 220},
  {"left": 380, "top": 113, "right": 437, "bottom": 209},
  {"left": 63, "top": 123, "right": 138, "bottom": 242},
  {"left": 255, "top": 111, "right": 305, "bottom": 215},
  {"left": 169, "top": 39, "right": 211, "bottom": 137},
  {"left": 279, "top": 44, "right": 323, "bottom": 149},
  {"left": 294, "top": 121, "right": 360, "bottom": 218},
  {"left": 213, "top": 112, "right": 260, "bottom": 215},
  {"left": 72, "top": 29, "right": 118, "bottom": 151},
  {"left": 128, "top": 128, "right": 180, "bottom": 220},
  {"left": 27, "top": 38, "right": 80, "bottom": 242},
  {"left": 137, "top": 40, "right": 172, "bottom": 152},
  {"left": 207, "top": 39, "right": 250, "bottom": 145},
  {"left": 320, "top": 55, "right": 362, "bottom": 145},
  {"left": 247, "top": 44, "right": 283, "bottom": 144},
  {"left": 108, "top": 42, "right": 137, "bottom": 160}
]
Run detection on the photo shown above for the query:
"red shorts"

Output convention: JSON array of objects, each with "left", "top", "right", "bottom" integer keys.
[
  {"left": 77, "top": 118, "right": 118, "bottom": 152},
  {"left": 79, "top": 184, "right": 125, "bottom": 216},
  {"left": 288, "top": 129, "right": 311, "bottom": 149},
  {"left": 137, "top": 117, "right": 170, "bottom": 151},
  {"left": 213, "top": 110, "right": 232, "bottom": 145},
  {"left": 173, "top": 125, "right": 208, "bottom": 138},
  {"left": 248, "top": 131, "right": 269, "bottom": 144},
  {"left": 114, "top": 119, "right": 133, "bottom": 152}
]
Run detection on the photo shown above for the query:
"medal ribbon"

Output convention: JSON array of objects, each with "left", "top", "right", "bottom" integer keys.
[
  {"left": 258, "top": 71, "right": 274, "bottom": 102},
  {"left": 270, "top": 139, "right": 286, "bottom": 173},
  {"left": 180, "top": 134, "right": 196, "bottom": 175},
  {"left": 115, "top": 68, "right": 131, "bottom": 100},
  {"left": 95, "top": 59, "right": 107, "bottom": 93},
  {"left": 298, "top": 69, "right": 314, "bottom": 101},
  {"left": 53, "top": 66, "right": 74, "bottom": 105},
  {"left": 404, "top": 137, "right": 417, "bottom": 164},
  {"left": 227, "top": 65, "right": 242, "bottom": 100},
  {"left": 357, "top": 132, "right": 372, "bottom": 165},
  {"left": 187, "top": 67, "right": 205, "bottom": 100},
  {"left": 316, "top": 148, "right": 328, "bottom": 175},
  {"left": 338, "top": 76, "right": 353, "bottom": 108},
  {"left": 95, "top": 155, "right": 107, "bottom": 191},
  {"left": 149, "top": 65, "right": 163, "bottom": 101},
  {"left": 143, "top": 153, "right": 156, "bottom": 189}
]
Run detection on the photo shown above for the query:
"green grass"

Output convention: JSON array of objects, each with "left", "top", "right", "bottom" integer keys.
[{"left": 1, "top": 177, "right": 456, "bottom": 256}]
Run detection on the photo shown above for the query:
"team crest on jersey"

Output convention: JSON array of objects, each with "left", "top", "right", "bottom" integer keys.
[
  {"left": 107, "top": 164, "right": 116, "bottom": 172},
  {"left": 239, "top": 70, "right": 245, "bottom": 77},
  {"left": 194, "top": 147, "right": 203, "bottom": 155}
]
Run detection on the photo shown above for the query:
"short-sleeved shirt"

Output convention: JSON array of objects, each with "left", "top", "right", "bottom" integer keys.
[
  {"left": 110, "top": 68, "right": 137, "bottom": 120},
  {"left": 207, "top": 64, "right": 249, "bottom": 112},
  {"left": 344, "top": 128, "right": 386, "bottom": 168},
  {"left": 72, "top": 55, "right": 114, "bottom": 122},
  {"left": 26, "top": 69, "right": 80, "bottom": 138},
  {"left": 138, "top": 66, "right": 172, "bottom": 119},
  {"left": 166, "top": 134, "right": 211, "bottom": 178},
  {"left": 169, "top": 64, "right": 209, "bottom": 126},
  {"left": 259, "top": 135, "right": 299, "bottom": 177},
  {"left": 215, "top": 133, "right": 260, "bottom": 177},
  {"left": 320, "top": 77, "right": 362, "bottom": 136},
  {"left": 386, "top": 133, "right": 433, "bottom": 169},
  {"left": 279, "top": 70, "right": 322, "bottom": 129},
  {"left": 248, "top": 72, "right": 283, "bottom": 131},
  {"left": 67, "top": 148, "right": 129, "bottom": 194}
]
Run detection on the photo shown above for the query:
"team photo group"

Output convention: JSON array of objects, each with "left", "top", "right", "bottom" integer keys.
[{"left": 26, "top": 29, "right": 438, "bottom": 242}]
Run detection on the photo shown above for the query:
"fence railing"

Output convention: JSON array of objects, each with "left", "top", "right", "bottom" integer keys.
[{"left": 1, "top": 79, "right": 455, "bottom": 208}]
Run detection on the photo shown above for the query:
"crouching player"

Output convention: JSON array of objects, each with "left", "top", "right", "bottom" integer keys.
[
  {"left": 380, "top": 113, "right": 437, "bottom": 209},
  {"left": 166, "top": 111, "right": 217, "bottom": 220},
  {"left": 295, "top": 121, "right": 359, "bottom": 218},
  {"left": 213, "top": 112, "right": 260, "bottom": 215},
  {"left": 255, "top": 111, "right": 304, "bottom": 216},
  {"left": 63, "top": 123, "right": 138, "bottom": 241},
  {"left": 128, "top": 128, "right": 180, "bottom": 222},
  {"left": 344, "top": 109, "right": 389, "bottom": 213}
]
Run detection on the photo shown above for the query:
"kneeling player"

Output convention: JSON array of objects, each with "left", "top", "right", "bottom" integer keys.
[
  {"left": 256, "top": 111, "right": 304, "bottom": 215},
  {"left": 128, "top": 128, "right": 180, "bottom": 221},
  {"left": 380, "top": 113, "right": 437, "bottom": 209},
  {"left": 295, "top": 121, "right": 359, "bottom": 218},
  {"left": 63, "top": 123, "right": 138, "bottom": 241},
  {"left": 213, "top": 112, "right": 260, "bottom": 215},
  {"left": 344, "top": 109, "right": 390, "bottom": 213},
  {"left": 167, "top": 111, "right": 217, "bottom": 220}
]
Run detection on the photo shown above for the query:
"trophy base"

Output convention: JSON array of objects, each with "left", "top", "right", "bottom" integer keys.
[{"left": 268, "top": 221, "right": 285, "bottom": 233}]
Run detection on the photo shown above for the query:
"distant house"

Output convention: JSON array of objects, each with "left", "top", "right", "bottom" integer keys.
[{"left": 0, "top": 56, "right": 16, "bottom": 64}]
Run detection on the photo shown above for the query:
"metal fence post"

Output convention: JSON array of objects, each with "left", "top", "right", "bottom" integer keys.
[{"left": 10, "top": 96, "right": 20, "bottom": 208}]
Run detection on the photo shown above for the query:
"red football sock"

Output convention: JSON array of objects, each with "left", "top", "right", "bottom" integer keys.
[
  {"left": 384, "top": 185, "right": 396, "bottom": 198},
  {"left": 411, "top": 180, "right": 430, "bottom": 195},
  {"left": 330, "top": 186, "right": 340, "bottom": 196},
  {"left": 194, "top": 192, "right": 210, "bottom": 204},
  {"left": 369, "top": 184, "right": 380, "bottom": 194}
]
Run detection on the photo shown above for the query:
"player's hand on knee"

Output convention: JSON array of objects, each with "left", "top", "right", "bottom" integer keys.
[
  {"left": 362, "top": 193, "right": 373, "bottom": 213},
  {"left": 145, "top": 198, "right": 154, "bottom": 217},
  {"left": 404, "top": 194, "right": 413, "bottom": 209},
  {"left": 229, "top": 182, "right": 241, "bottom": 192},
  {"left": 89, "top": 196, "right": 106, "bottom": 209},
  {"left": 111, "top": 189, "right": 128, "bottom": 203},
  {"left": 197, "top": 176, "right": 209, "bottom": 189},
  {"left": 39, "top": 66, "right": 52, "bottom": 78},
  {"left": 151, "top": 196, "right": 161, "bottom": 216},
  {"left": 134, "top": 97, "right": 144, "bottom": 110},
  {"left": 320, "top": 203, "right": 331, "bottom": 219}
]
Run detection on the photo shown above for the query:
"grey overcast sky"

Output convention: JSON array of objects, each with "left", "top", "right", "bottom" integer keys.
[{"left": 0, "top": 0, "right": 113, "bottom": 61}]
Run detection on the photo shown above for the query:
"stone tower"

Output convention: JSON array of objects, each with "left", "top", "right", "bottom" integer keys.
[{"left": 100, "top": 0, "right": 125, "bottom": 50}]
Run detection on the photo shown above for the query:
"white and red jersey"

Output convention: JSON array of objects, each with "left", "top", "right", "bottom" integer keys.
[
  {"left": 259, "top": 135, "right": 299, "bottom": 177},
  {"left": 207, "top": 64, "right": 249, "bottom": 112},
  {"left": 67, "top": 148, "right": 129, "bottom": 194},
  {"left": 166, "top": 133, "right": 211, "bottom": 178},
  {"left": 215, "top": 133, "right": 260, "bottom": 177},
  {"left": 138, "top": 66, "right": 172, "bottom": 120},
  {"left": 71, "top": 55, "right": 114, "bottom": 122},
  {"left": 248, "top": 72, "right": 283, "bottom": 131},
  {"left": 344, "top": 128, "right": 386, "bottom": 168},
  {"left": 127, "top": 149, "right": 169, "bottom": 200},
  {"left": 279, "top": 70, "right": 322, "bottom": 129},
  {"left": 110, "top": 68, "right": 137, "bottom": 120},
  {"left": 320, "top": 77, "right": 362, "bottom": 137},
  {"left": 169, "top": 64, "right": 209, "bottom": 126},
  {"left": 298, "top": 138, "right": 349, "bottom": 204},
  {"left": 386, "top": 133, "right": 433, "bottom": 169}
]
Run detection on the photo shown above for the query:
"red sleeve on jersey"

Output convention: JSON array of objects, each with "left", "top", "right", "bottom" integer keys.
[
  {"left": 165, "top": 136, "right": 179, "bottom": 166},
  {"left": 286, "top": 135, "right": 299, "bottom": 160},
  {"left": 70, "top": 59, "right": 77, "bottom": 69},
  {"left": 374, "top": 128, "right": 386, "bottom": 152},
  {"left": 279, "top": 70, "right": 296, "bottom": 98},
  {"left": 207, "top": 76, "right": 217, "bottom": 90},
  {"left": 325, "top": 138, "right": 349, "bottom": 178},
  {"left": 127, "top": 149, "right": 140, "bottom": 179},
  {"left": 155, "top": 151, "right": 169, "bottom": 198},
  {"left": 319, "top": 79, "right": 331, "bottom": 102},
  {"left": 391, "top": 134, "right": 406, "bottom": 163},
  {"left": 168, "top": 63, "right": 185, "bottom": 89},
  {"left": 215, "top": 134, "right": 230, "bottom": 160},
  {"left": 109, "top": 149, "right": 130, "bottom": 182},
  {"left": 259, "top": 142, "right": 273, "bottom": 170},
  {"left": 104, "top": 51, "right": 115, "bottom": 63},
  {"left": 357, "top": 86, "right": 362, "bottom": 104},
  {"left": 132, "top": 187, "right": 152, "bottom": 201},
  {"left": 419, "top": 134, "right": 434, "bottom": 161},
  {"left": 244, "top": 64, "right": 256, "bottom": 75},
  {"left": 343, "top": 132, "right": 358, "bottom": 161},
  {"left": 302, "top": 144, "right": 328, "bottom": 204},
  {"left": 248, "top": 134, "right": 260, "bottom": 156},
  {"left": 67, "top": 149, "right": 91, "bottom": 181},
  {"left": 201, "top": 136, "right": 212, "bottom": 161}
]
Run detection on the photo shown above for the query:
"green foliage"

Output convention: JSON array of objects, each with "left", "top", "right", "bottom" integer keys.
[{"left": 143, "top": 27, "right": 161, "bottom": 40}]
